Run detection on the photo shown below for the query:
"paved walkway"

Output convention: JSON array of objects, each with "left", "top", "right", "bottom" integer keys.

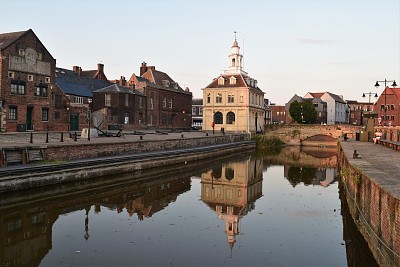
[
  {"left": 0, "top": 130, "right": 220, "bottom": 148},
  {"left": 340, "top": 138, "right": 400, "bottom": 199}
]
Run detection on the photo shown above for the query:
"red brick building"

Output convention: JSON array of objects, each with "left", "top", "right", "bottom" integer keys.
[
  {"left": 92, "top": 84, "right": 146, "bottom": 130},
  {"left": 0, "top": 29, "right": 57, "bottom": 132},
  {"left": 270, "top": 105, "right": 286, "bottom": 124},
  {"left": 128, "top": 62, "right": 192, "bottom": 129},
  {"left": 374, "top": 86, "right": 400, "bottom": 126},
  {"left": 347, "top": 100, "right": 375, "bottom": 126}
]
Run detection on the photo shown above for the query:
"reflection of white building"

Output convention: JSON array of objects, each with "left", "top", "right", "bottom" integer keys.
[
  {"left": 283, "top": 166, "right": 337, "bottom": 187},
  {"left": 201, "top": 157, "right": 263, "bottom": 250},
  {"left": 318, "top": 168, "right": 336, "bottom": 187}
]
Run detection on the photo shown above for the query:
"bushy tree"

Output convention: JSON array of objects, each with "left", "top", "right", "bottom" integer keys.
[{"left": 289, "top": 100, "right": 317, "bottom": 124}]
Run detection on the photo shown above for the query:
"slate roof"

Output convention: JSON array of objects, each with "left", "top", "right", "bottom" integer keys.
[
  {"left": 142, "top": 69, "right": 184, "bottom": 91},
  {"left": 55, "top": 67, "right": 112, "bottom": 97},
  {"left": 94, "top": 84, "right": 144, "bottom": 96},
  {"left": 0, "top": 30, "right": 28, "bottom": 50},
  {"left": 307, "top": 92, "right": 346, "bottom": 103},
  {"left": 192, "top": 98, "right": 203, "bottom": 105}
]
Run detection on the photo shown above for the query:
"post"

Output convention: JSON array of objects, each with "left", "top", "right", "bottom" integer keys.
[
  {"left": 45, "top": 131, "right": 49, "bottom": 143},
  {"left": 30, "top": 132, "right": 33, "bottom": 143},
  {"left": 88, "top": 98, "right": 92, "bottom": 141},
  {"left": 61, "top": 132, "right": 64, "bottom": 142},
  {"left": 74, "top": 131, "right": 77, "bottom": 141}
]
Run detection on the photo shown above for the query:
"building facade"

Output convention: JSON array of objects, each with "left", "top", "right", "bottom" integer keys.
[
  {"left": 128, "top": 62, "right": 192, "bottom": 130},
  {"left": 0, "top": 29, "right": 57, "bottom": 132},
  {"left": 192, "top": 98, "right": 203, "bottom": 129},
  {"left": 285, "top": 94, "right": 327, "bottom": 124},
  {"left": 92, "top": 84, "right": 146, "bottom": 130},
  {"left": 304, "top": 92, "right": 348, "bottom": 125},
  {"left": 202, "top": 38, "right": 265, "bottom": 133},
  {"left": 374, "top": 86, "right": 400, "bottom": 126}
]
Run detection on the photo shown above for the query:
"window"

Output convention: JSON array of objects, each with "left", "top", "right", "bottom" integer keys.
[
  {"left": 37, "top": 53, "right": 42, "bottom": 60},
  {"left": 199, "top": 107, "right": 203, "bottom": 115},
  {"left": 314, "top": 103, "right": 318, "bottom": 107},
  {"left": 216, "top": 93, "right": 222, "bottom": 103},
  {"left": 74, "top": 96, "right": 83, "bottom": 104},
  {"left": 207, "top": 94, "right": 211, "bottom": 104},
  {"left": 8, "top": 72, "right": 14, "bottom": 78},
  {"left": 192, "top": 107, "right": 196, "bottom": 115},
  {"left": 212, "top": 166, "right": 222, "bottom": 178},
  {"left": 19, "top": 49, "right": 25, "bottom": 56},
  {"left": 105, "top": 94, "right": 111, "bottom": 107},
  {"left": 34, "top": 83, "right": 48, "bottom": 97},
  {"left": 169, "top": 98, "right": 173, "bottom": 109},
  {"left": 214, "top": 112, "right": 223, "bottom": 124},
  {"left": 125, "top": 94, "right": 129, "bottom": 107},
  {"left": 228, "top": 93, "right": 234, "bottom": 103},
  {"left": 42, "top": 108, "right": 49, "bottom": 121},
  {"left": 229, "top": 76, "right": 236, "bottom": 85},
  {"left": 218, "top": 77, "right": 225, "bottom": 85},
  {"left": 225, "top": 167, "right": 234, "bottom": 180},
  {"left": 9, "top": 106, "right": 17, "bottom": 120},
  {"left": 163, "top": 97, "right": 167, "bottom": 108},
  {"left": 391, "top": 115, "right": 395, "bottom": 121},
  {"left": 240, "top": 93, "right": 243, "bottom": 103},
  {"left": 381, "top": 105, "right": 385, "bottom": 110},
  {"left": 28, "top": 75, "right": 34, "bottom": 81},
  {"left": 227, "top": 112, "right": 235, "bottom": 124},
  {"left": 231, "top": 58, "right": 235, "bottom": 66},
  {"left": 10, "top": 80, "right": 26, "bottom": 95},
  {"left": 150, "top": 97, "right": 154, "bottom": 109},
  {"left": 45, "top": 77, "right": 50, "bottom": 83},
  {"left": 391, "top": 105, "right": 395, "bottom": 110}
]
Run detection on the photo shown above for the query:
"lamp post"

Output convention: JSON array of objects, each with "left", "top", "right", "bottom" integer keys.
[
  {"left": 87, "top": 98, "right": 92, "bottom": 141},
  {"left": 374, "top": 79, "right": 397, "bottom": 126},
  {"left": 301, "top": 105, "right": 305, "bottom": 123},
  {"left": 362, "top": 92, "right": 378, "bottom": 112}
]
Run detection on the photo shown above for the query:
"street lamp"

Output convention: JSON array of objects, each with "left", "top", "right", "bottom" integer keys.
[
  {"left": 87, "top": 98, "right": 92, "bottom": 141},
  {"left": 374, "top": 79, "right": 397, "bottom": 125},
  {"left": 301, "top": 105, "right": 305, "bottom": 123},
  {"left": 362, "top": 92, "right": 378, "bottom": 112}
]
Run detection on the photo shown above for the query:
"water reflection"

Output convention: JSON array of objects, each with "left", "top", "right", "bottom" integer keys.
[
  {"left": 0, "top": 147, "right": 378, "bottom": 266},
  {"left": 201, "top": 157, "right": 263, "bottom": 252}
]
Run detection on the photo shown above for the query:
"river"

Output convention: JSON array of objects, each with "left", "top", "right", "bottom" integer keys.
[{"left": 0, "top": 146, "right": 378, "bottom": 266}]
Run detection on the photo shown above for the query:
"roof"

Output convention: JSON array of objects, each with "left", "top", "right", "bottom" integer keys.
[
  {"left": 205, "top": 74, "right": 264, "bottom": 93},
  {"left": 55, "top": 67, "right": 112, "bottom": 97},
  {"left": 142, "top": 69, "right": 184, "bottom": 91},
  {"left": 94, "top": 84, "right": 144, "bottom": 96},
  {"left": 0, "top": 30, "right": 28, "bottom": 50},
  {"left": 192, "top": 98, "right": 203, "bottom": 105},
  {"left": 307, "top": 92, "right": 345, "bottom": 103},
  {"left": 81, "top": 70, "right": 98, "bottom": 79}
]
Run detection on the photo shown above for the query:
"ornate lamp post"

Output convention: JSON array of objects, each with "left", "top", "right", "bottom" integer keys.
[{"left": 374, "top": 79, "right": 397, "bottom": 126}]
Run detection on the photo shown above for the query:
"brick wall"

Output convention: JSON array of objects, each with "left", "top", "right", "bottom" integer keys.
[{"left": 338, "top": 145, "right": 400, "bottom": 266}]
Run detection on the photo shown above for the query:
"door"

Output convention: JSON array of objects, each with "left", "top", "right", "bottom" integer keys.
[
  {"left": 70, "top": 113, "right": 79, "bottom": 131},
  {"left": 26, "top": 107, "right": 33, "bottom": 130}
]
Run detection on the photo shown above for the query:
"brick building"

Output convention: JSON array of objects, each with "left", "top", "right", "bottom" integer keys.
[
  {"left": 128, "top": 62, "right": 192, "bottom": 130},
  {"left": 270, "top": 105, "right": 286, "bottom": 124},
  {"left": 374, "top": 86, "right": 400, "bottom": 126},
  {"left": 346, "top": 100, "right": 374, "bottom": 126},
  {"left": 92, "top": 84, "right": 146, "bottom": 130},
  {"left": 55, "top": 65, "right": 112, "bottom": 131},
  {"left": 0, "top": 29, "right": 57, "bottom": 132}
]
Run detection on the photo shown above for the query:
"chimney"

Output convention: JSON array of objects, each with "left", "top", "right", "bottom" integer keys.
[
  {"left": 120, "top": 76, "right": 126, "bottom": 86},
  {"left": 73, "top": 66, "right": 82, "bottom": 76},
  {"left": 140, "top": 61, "right": 148, "bottom": 76}
]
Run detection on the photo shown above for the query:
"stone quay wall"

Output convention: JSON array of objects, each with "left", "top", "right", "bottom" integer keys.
[
  {"left": 44, "top": 134, "right": 249, "bottom": 161},
  {"left": 338, "top": 144, "right": 400, "bottom": 267}
]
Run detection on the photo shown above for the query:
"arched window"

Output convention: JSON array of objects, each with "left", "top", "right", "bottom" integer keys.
[
  {"left": 227, "top": 112, "right": 235, "bottom": 124},
  {"left": 225, "top": 167, "right": 234, "bottom": 180},
  {"left": 212, "top": 166, "right": 222, "bottom": 179},
  {"left": 231, "top": 58, "right": 235, "bottom": 66},
  {"left": 214, "top": 112, "right": 223, "bottom": 124}
]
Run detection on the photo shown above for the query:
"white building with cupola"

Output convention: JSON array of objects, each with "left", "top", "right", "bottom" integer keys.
[{"left": 202, "top": 36, "right": 265, "bottom": 133}]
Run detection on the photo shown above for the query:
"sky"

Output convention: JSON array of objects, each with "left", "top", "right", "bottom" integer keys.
[{"left": 1, "top": 0, "right": 399, "bottom": 105}]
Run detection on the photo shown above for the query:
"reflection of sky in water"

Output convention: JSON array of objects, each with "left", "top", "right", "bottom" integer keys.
[{"left": 40, "top": 164, "right": 346, "bottom": 267}]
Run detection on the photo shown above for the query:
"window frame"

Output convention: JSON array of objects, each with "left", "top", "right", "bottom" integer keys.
[
  {"left": 9, "top": 106, "right": 17, "bottom": 120},
  {"left": 41, "top": 108, "right": 49, "bottom": 121}
]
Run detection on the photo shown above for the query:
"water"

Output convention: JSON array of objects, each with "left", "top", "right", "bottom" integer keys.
[{"left": 0, "top": 147, "right": 377, "bottom": 266}]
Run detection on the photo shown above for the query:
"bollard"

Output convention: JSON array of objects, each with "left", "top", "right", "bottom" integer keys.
[
  {"left": 60, "top": 132, "right": 64, "bottom": 142},
  {"left": 74, "top": 132, "right": 77, "bottom": 141},
  {"left": 45, "top": 132, "right": 49, "bottom": 143},
  {"left": 206, "top": 133, "right": 209, "bottom": 136},
  {"left": 140, "top": 135, "right": 143, "bottom": 140},
  {"left": 181, "top": 134, "right": 184, "bottom": 138},
  {"left": 30, "top": 132, "right": 33, "bottom": 143}
]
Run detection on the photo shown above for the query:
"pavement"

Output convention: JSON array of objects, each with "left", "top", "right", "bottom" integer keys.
[
  {"left": 340, "top": 138, "right": 400, "bottom": 200},
  {"left": 0, "top": 130, "right": 221, "bottom": 148}
]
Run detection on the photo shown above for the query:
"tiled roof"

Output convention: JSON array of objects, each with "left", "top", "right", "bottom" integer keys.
[
  {"left": 55, "top": 67, "right": 112, "bottom": 97},
  {"left": 81, "top": 70, "right": 98, "bottom": 79},
  {"left": 142, "top": 69, "right": 184, "bottom": 91},
  {"left": 307, "top": 92, "right": 345, "bottom": 103},
  {"left": 0, "top": 30, "right": 28, "bottom": 49},
  {"left": 308, "top": 92, "right": 324, "bottom": 98},
  {"left": 205, "top": 74, "right": 263, "bottom": 93},
  {"left": 94, "top": 84, "right": 144, "bottom": 96}
]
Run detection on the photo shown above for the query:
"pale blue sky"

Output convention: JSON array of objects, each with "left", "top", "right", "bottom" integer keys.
[{"left": 2, "top": 0, "right": 399, "bottom": 104}]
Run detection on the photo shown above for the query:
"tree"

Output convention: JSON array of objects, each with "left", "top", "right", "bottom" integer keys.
[{"left": 289, "top": 100, "right": 317, "bottom": 124}]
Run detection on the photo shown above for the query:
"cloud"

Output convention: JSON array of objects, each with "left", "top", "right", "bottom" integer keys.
[{"left": 297, "top": 38, "right": 334, "bottom": 44}]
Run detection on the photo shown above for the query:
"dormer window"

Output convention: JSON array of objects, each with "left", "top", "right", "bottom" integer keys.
[
  {"left": 161, "top": 80, "right": 170, "bottom": 87},
  {"left": 229, "top": 76, "right": 236, "bottom": 85},
  {"left": 218, "top": 77, "right": 225, "bottom": 85}
]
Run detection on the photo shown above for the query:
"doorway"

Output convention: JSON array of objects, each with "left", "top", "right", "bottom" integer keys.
[
  {"left": 26, "top": 107, "right": 33, "bottom": 130},
  {"left": 70, "top": 113, "right": 79, "bottom": 131}
]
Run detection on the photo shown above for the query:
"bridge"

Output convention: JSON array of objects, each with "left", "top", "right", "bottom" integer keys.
[{"left": 264, "top": 124, "right": 361, "bottom": 146}]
